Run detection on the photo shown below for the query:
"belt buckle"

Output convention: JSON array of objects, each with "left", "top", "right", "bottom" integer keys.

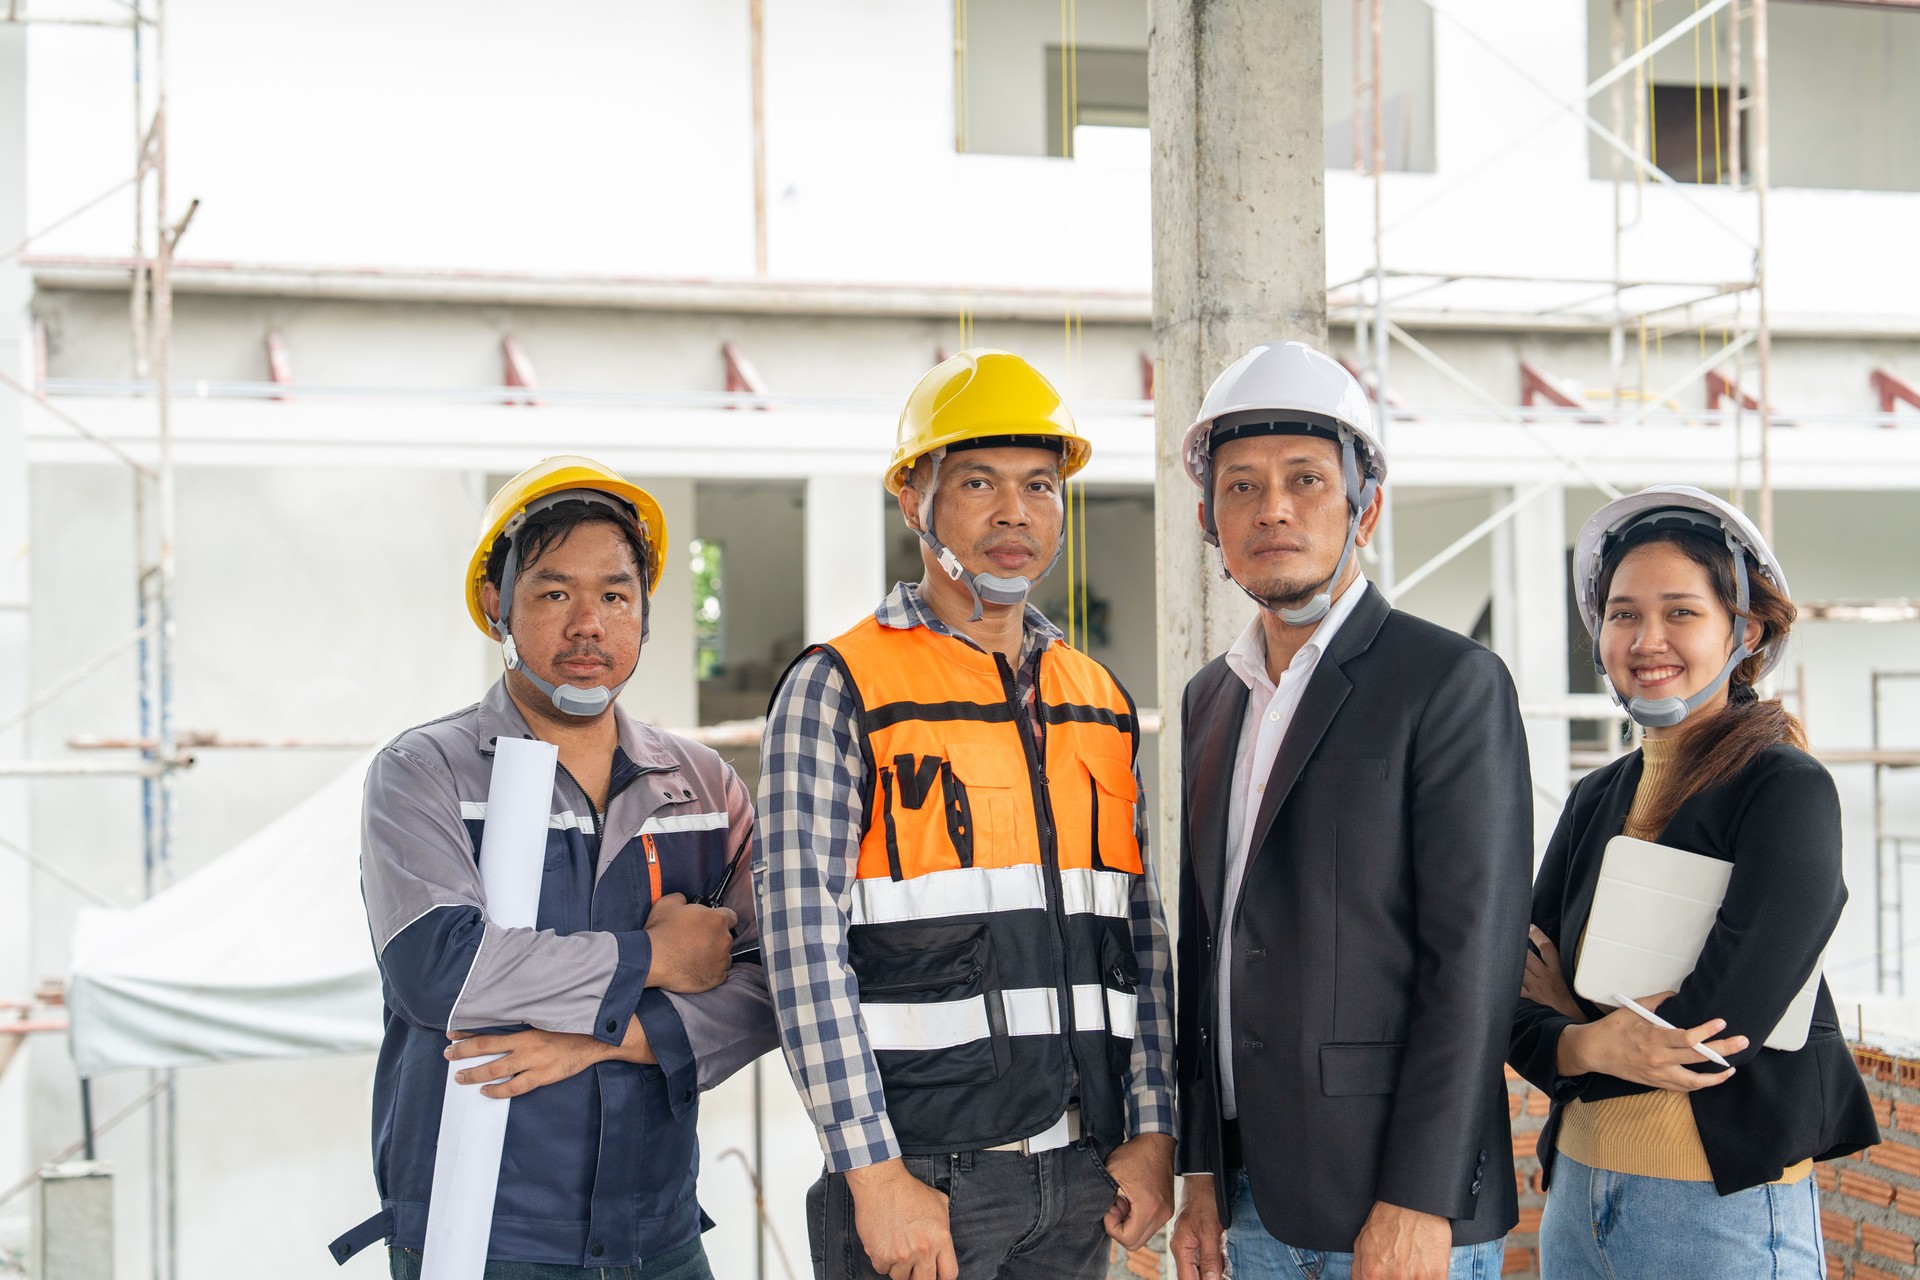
[{"left": 1017, "top": 1105, "right": 1080, "bottom": 1155}]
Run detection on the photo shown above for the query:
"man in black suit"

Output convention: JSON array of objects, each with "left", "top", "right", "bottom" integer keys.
[{"left": 1164, "top": 342, "right": 1533, "bottom": 1280}]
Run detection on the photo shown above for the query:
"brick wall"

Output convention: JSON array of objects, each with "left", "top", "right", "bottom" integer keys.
[
  {"left": 1104, "top": 1042, "right": 1920, "bottom": 1280},
  {"left": 1108, "top": 1232, "right": 1169, "bottom": 1279},
  {"left": 1508, "top": 1045, "right": 1920, "bottom": 1280}
]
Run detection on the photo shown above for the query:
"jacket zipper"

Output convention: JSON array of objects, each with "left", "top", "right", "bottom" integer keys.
[
  {"left": 642, "top": 833, "right": 663, "bottom": 902},
  {"left": 993, "top": 650, "right": 1085, "bottom": 1098},
  {"left": 555, "top": 762, "right": 607, "bottom": 842}
]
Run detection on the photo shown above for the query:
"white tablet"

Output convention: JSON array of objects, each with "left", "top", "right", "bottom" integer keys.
[{"left": 1572, "top": 835, "right": 1824, "bottom": 1052}]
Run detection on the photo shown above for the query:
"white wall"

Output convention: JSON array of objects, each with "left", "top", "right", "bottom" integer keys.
[
  {"left": 26, "top": 1, "right": 1920, "bottom": 324},
  {"left": 29, "top": 0, "right": 755, "bottom": 276},
  {"left": 962, "top": 0, "right": 1149, "bottom": 158}
]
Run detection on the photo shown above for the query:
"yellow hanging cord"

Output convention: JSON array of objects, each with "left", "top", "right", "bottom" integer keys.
[
  {"left": 1633, "top": 0, "right": 1648, "bottom": 393},
  {"left": 1693, "top": 0, "right": 1704, "bottom": 183},
  {"left": 1059, "top": 0, "right": 1088, "bottom": 646},
  {"left": 1644, "top": 0, "right": 1658, "bottom": 173},
  {"left": 955, "top": 0, "right": 972, "bottom": 348},
  {"left": 1709, "top": 9, "right": 1724, "bottom": 183}
]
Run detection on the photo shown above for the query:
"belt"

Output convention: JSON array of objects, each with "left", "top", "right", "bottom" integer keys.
[{"left": 984, "top": 1105, "right": 1080, "bottom": 1155}]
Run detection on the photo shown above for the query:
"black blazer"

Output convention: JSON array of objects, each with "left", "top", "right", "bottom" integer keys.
[
  {"left": 1175, "top": 585, "right": 1533, "bottom": 1251},
  {"left": 1510, "top": 742, "right": 1880, "bottom": 1194}
]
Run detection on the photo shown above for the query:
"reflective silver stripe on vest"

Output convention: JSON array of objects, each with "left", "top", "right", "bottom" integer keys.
[
  {"left": 849, "top": 866, "right": 1131, "bottom": 926},
  {"left": 861, "top": 984, "right": 1138, "bottom": 1051},
  {"left": 1058, "top": 869, "right": 1132, "bottom": 921}
]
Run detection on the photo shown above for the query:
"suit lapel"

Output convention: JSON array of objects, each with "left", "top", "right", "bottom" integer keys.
[
  {"left": 1240, "top": 584, "right": 1390, "bottom": 873},
  {"left": 1559, "top": 752, "right": 1644, "bottom": 990},
  {"left": 1187, "top": 665, "right": 1248, "bottom": 930}
]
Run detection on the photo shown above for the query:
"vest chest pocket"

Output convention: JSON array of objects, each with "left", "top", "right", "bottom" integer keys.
[
  {"left": 1082, "top": 753, "right": 1144, "bottom": 875},
  {"left": 1098, "top": 928, "right": 1141, "bottom": 1075},
  {"left": 943, "top": 743, "right": 1026, "bottom": 869},
  {"left": 849, "top": 922, "right": 1010, "bottom": 1089}
]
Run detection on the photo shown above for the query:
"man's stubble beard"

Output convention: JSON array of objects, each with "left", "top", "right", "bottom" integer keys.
[{"left": 1226, "top": 548, "right": 1334, "bottom": 613}]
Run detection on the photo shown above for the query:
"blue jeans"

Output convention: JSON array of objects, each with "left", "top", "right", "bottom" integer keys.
[
  {"left": 387, "top": 1236, "right": 712, "bottom": 1280},
  {"left": 1539, "top": 1153, "right": 1825, "bottom": 1280},
  {"left": 1223, "top": 1171, "right": 1504, "bottom": 1280}
]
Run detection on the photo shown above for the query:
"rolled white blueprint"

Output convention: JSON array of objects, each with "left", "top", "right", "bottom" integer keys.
[{"left": 421, "top": 734, "right": 558, "bottom": 1280}]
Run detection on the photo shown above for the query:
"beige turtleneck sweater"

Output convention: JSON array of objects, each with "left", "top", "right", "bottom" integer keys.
[{"left": 1555, "top": 734, "right": 1812, "bottom": 1184}]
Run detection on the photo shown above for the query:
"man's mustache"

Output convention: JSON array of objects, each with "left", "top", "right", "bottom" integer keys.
[
  {"left": 973, "top": 535, "right": 1044, "bottom": 557},
  {"left": 553, "top": 643, "right": 615, "bottom": 666}
]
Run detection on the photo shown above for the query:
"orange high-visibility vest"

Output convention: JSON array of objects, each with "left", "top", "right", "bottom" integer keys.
[{"left": 815, "top": 614, "right": 1144, "bottom": 1154}]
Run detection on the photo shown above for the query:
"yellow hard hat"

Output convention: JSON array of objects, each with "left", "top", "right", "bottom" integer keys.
[
  {"left": 885, "top": 349, "right": 1092, "bottom": 495},
  {"left": 463, "top": 455, "right": 668, "bottom": 639}
]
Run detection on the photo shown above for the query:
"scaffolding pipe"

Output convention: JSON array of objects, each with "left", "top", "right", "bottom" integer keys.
[
  {"left": 1369, "top": 0, "right": 1394, "bottom": 592},
  {"left": 147, "top": 1, "right": 180, "bottom": 1272},
  {"left": 1609, "top": 0, "right": 1626, "bottom": 410},
  {"left": 749, "top": 0, "right": 767, "bottom": 277},
  {"left": 1753, "top": 0, "right": 1774, "bottom": 540}
]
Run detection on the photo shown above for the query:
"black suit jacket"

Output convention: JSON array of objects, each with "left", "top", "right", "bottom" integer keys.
[
  {"left": 1175, "top": 585, "right": 1532, "bottom": 1250},
  {"left": 1509, "top": 743, "right": 1880, "bottom": 1194}
]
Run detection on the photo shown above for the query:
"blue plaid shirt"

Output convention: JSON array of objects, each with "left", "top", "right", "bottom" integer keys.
[{"left": 752, "top": 582, "right": 1176, "bottom": 1171}]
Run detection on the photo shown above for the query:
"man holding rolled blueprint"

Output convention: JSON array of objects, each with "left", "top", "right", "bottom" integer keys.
[{"left": 331, "top": 456, "right": 776, "bottom": 1278}]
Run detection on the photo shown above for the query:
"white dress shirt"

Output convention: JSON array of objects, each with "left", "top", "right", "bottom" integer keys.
[{"left": 1216, "top": 575, "right": 1369, "bottom": 1120}]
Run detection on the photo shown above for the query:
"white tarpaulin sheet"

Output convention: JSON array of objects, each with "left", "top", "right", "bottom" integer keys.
[{"left": 67, "top": 753, "right": 386, "bottom": 1078}]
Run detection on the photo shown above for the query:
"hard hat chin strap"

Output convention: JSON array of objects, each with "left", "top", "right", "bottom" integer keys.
[
  {"left": 913, "top": 447, "right": 1063, "bottom": 624},
  {"left": 1204, "top": 428, "right": 1377, "bottom": 628},
  {"left": 1599, "top": 524, "right": 1757, "bottom": 730},
  {"left": 489, "top": 518, "right": 646, "bottom": 720}
]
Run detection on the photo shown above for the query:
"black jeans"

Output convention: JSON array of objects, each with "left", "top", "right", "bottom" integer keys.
[
  {"left": 808, "top": 1142, "right": 1120, "bottom": 1280},
  {"left": 387, "top": 1237, "right": 712, "bottom": 1280}
]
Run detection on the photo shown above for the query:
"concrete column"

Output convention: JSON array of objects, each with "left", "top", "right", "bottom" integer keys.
[
  {"left": 804, "top": 475, "right": 885, "bottom": 642},
  {"left": 1491, "top": 484, "right": 1570, "bottom": 853},
  {"left": 0, "top": 23, "right": 35, "bottom": 1251},
  {"left": 624, "top": 477, "right": 698, "bottom": 729},
  {"left": 1149, "top": 0, "right": 1327, "bottom": 873}
]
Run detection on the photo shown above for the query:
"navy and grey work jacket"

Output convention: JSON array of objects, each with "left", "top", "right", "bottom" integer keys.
[{"left": 330, "top": 679, "right": 775, "bottom": 1268}]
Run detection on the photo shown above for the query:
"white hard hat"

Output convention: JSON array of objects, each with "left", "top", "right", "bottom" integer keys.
[
  {"left": 1573, "top": 485, "right": 1791, "bottom": 683},
  {"left": 1180, "top": 341, "right": 1386, "bottom": 491}
]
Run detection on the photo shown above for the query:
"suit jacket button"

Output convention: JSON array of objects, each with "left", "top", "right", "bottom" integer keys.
[{"left": 1470, "top": 1179, "right": 1482, "bottom": 1194}]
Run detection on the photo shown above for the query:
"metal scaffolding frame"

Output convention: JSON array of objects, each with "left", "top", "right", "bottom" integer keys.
[
  {"left": 0, "top": 3, "right": 187, "bottom": 1276},
  {"left": 1341, "top": 0, "right": 1782, "bottom": 615},
  {"left": 1870, "top": 672, "right": 1920, "bottom": 996}
]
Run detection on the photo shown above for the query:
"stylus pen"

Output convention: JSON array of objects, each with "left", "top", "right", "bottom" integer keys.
[{"left": 1611, "top": 993, "right": 1732, "bottom": 1068}]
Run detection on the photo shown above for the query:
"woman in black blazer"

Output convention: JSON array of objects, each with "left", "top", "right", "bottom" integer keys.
[{"left": 1509, "top": 486, "right": 1878, "bottom": 1280}]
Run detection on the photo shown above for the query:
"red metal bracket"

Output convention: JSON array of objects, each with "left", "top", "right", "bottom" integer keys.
[
  {"left": 1519, "top": 361, "right": 1577, "bottom": 409},
  {"left": 265, "top": 330, "right": 293, "bottom": 401},
  {"left": 1706, "top": 369, "right": 1794, "bottom": 426},
  {"left": 502, "top": 336, "right": 539, "bottom": 407},
  {"left": 1871, "top": 368, "right": 1920, "bottom": 420},
  {"left": 722, "top": 341, "right": 770, "bottom": 411}
]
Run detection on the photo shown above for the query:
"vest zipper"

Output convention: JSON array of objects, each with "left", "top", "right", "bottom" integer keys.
[
  {"left": 993, "top": 650, "right": 1086, "bottom": 1100},
  {"left": 862, "top": 960, "right": 984, "bottom": 997}
]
